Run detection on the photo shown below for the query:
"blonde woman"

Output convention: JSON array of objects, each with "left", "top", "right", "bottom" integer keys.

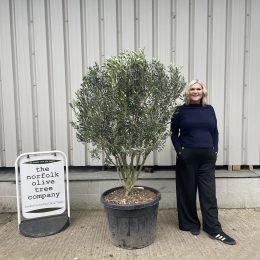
[{"left": 171, "top": 79, "right": 236, "bottom": 245}]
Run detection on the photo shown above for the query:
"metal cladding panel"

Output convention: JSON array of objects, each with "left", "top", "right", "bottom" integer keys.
[
  {"left": 13, "top": 0, "right": 35, "bottom": 154},
  {"left": 226, "top": 0, "right": 245, "bottom": 165},
  {"left": 138, "top": 0, "right": 154, "bottom": 165},
  {"left": 66, "top": 0, "right": 86, "bottom": 165},
  {"left": 139, "top": 0, "right": 153, "bottom": 59},
  {"left": 210, "top": 0, "right": 227, "bottom": 165},
  {"left": 157, "top": 0, "right": 172, "bottom": 70},
  {"left": 175, "top": 0, "right": 190, "bottom": 80},
  {"left": 156, "top": 0, "right": 173, "bottom": 166},
  {"left": 0, "top": 0, "right": 17, "bottom": 166},
  {"left": 121, "top": 0, "right": 135, "bottom": 51},
  {"left": 0, "top": 0, "right": 259, "bottom": 166},
  {"left": 103, "top": 0, "right": 118, "bottom": 58},
  {"left": 32, "top": 0, "right": 52, "bottom": 151},
  {"left": 85, "top": 0, "right": 100, "bottom": 65},
  {"left": 84, "top": 0, "right": 103, "bottom": 166},
  {"left": 48, "top": 0, "right": 69, "bottom": 157},
  {"left": 192, "top": 0, "right": 208, "bottom": 81},
  {"left": 246, "top": 0, "right": 260, "bottom": 164}
]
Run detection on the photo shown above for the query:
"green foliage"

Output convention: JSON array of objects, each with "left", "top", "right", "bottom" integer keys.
[{"left": 71, "top": 49, "right": 185, "bottom": 195}]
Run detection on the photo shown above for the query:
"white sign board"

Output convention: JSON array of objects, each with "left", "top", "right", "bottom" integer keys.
[{"left": 20, "top": 154, "right": 66, "bottom": 219}]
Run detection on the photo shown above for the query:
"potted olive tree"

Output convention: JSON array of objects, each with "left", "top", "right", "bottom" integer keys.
[{"left": 71, "top": 49, "right": 185, "bottom": 249}]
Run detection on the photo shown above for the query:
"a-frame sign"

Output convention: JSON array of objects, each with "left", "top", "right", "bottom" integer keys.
[{"left": 15, "top": 150, "right": 70, "bottom": 237}]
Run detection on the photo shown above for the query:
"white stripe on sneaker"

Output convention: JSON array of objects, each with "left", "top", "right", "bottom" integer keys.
[{"left": 215, "top": 234, "right": 227, "bottom": 241}]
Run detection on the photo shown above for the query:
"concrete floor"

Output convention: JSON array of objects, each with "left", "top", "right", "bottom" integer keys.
[{"left": 0, "top": 208, "right": 259, "bottom": 260}]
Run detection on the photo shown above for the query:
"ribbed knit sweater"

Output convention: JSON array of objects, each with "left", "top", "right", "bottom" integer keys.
[{"left": 170, "top": 104, "right": 219, "bottom": 153}]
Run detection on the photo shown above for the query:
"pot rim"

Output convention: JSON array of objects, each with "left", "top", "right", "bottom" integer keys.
[{"left": 100, "top": 185, "right": 161, "bottom": 210}]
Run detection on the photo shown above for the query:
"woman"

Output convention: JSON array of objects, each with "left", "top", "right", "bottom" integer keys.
[{"left": 171, "top": 79, "right": 236, "bottom": 245}]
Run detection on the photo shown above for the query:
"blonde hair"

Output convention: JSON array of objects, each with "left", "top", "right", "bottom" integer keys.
[{"left": 184, "top": 79, "right": 208, "bottom": 105}]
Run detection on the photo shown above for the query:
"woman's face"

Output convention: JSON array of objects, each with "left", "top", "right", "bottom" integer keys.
[{"left": 189, "top": 83, "right": 203, "bottom": 104}]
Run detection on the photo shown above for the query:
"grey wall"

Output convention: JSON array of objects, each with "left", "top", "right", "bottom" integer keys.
[{"left": 0, "top": 0, "right": 259, "bottom": 167}]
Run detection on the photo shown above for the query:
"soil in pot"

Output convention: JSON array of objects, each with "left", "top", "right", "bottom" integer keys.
[{"left": 103, "top": 187, "right": 158, "bottom": 204}]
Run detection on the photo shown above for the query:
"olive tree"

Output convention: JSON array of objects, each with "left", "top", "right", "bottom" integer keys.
[{"left": 71, "top": 49, "right": 185, "bottom": 195}]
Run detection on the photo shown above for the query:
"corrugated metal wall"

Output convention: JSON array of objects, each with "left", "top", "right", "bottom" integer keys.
[{"left": 0, "top": 0, "right": 259, "bottom": 167}]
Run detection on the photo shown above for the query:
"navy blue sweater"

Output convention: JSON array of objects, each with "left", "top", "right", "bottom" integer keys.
[{"left": 171, "top": 104, "right": 219, "bottom": 153}]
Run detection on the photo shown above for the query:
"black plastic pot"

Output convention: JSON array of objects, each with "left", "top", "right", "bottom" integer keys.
[{"left": 101, "top": 186, "right": 161, "bottom": 249}]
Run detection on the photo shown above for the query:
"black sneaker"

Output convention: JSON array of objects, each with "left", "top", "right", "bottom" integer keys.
[
  {"left": 209, "top": 231, "right": 236, "bottom": 245},
  {"left": 190, "top": 229, "right": 200, "bottom": 235}
]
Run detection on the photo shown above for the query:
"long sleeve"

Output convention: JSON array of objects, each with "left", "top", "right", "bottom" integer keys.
[
  {"left": 212, "top": 108, "right": 219, "bottom": 152},
  {"left": 170, "top": 107, "right": 182, "bottom": 153}
]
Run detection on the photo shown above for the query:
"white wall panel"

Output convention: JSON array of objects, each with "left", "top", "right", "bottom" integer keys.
[
  {"left": 192, "top": 0, "right": 208, "bottom": 81},
  {"left": 175, "top": 0, "right": 189, "bottom": 80},
  {"left": 14, "top": 0, "right": 34, "bottom": 154},
  {"left": 210, "top": 0, "right": 227, "bottom": 165},
  {"left": 48, "top": 0, "right": 69, "bottom": 156},
  {"left": 67, "top": 0, "right": 85, "bottom": 165},
  {"left": 0, "top": 0, "right": 17, "bottom": 166},
  {"left": 0, "top": 0, "right": 260, "bottom": 167},
  {"left": 33, "top": 0, "right": 51, "bottom": 151},
  {"left": 85, "top": 0, "right": 100, "bottom": 65},
  {"left": 246, "top": 0, "right": 260, "bottom": 164},
  {"left": 84, "top": 0, "right": 102, "bottom": 165},
  {"left": 139, "top": 0, "right": 153, "bottom": 59},
  {"left": 139, "top": 0, "right": 154, "bottom": 165},
  {"left": 157, "top": 0, "right": 173, "bottom": 165},
  {"left": 226, "top": 0, "right": 245, "bottom": 165},
  {"left": 103, "top": 0, "right": 118, "bottom": 57},
  {"left": 121, "top": 0, "right": 135, "bottom": 51},
  {"left": 157, "top": 0, "right": 171, "bottom": 65}
]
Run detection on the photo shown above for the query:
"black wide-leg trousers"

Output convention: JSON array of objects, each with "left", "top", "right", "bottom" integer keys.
[{"left": 176, "top": 148, "right": 222, "bottom": 236}]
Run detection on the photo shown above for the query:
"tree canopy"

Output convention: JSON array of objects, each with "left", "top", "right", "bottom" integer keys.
[{"left": 71, "top": 49, "right": 185, "bottom": 194}]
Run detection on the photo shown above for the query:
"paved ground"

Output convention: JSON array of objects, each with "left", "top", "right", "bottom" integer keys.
[{"left": 0, "top": 209, "right": 259, "bottom": 260}]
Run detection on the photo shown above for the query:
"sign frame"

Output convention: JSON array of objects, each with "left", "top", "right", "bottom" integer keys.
[{"left": 15, "top": 150, "right": 70, "bottom": 236}]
